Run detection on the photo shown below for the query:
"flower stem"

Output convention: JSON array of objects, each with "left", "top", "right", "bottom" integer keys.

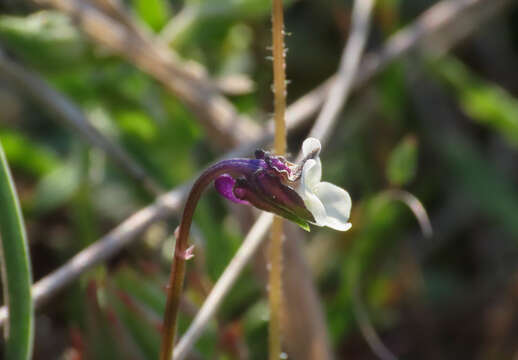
[
  {"left": 270, "top": 0, "right": 287, "bottom": 359},
  {"left": 159, "top": 160, "right": 248, "bottom": 360}
]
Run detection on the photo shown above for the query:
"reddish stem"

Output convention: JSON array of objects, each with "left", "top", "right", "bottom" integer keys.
[{"left": 159, "top": 160, "right": 251, "bottom": 360}]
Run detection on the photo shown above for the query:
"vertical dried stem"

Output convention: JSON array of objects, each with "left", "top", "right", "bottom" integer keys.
[
  {"left": 272, "top": 0, "right": 287, "bottom": 156},
  {"left": 269, "top": 218, "right": 284, "bottom": 359},
  {"left": 270, "top": 0, "right": 287, "bottom": 359}
]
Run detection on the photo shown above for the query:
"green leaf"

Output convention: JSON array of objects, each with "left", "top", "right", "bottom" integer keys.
[
  {"left": 0, "top": 141, "right": 34, "bottom": 360},
  {"left": 114, "top": 267, "right": 165, "bottom": 315},
  {"left": 83, "top": 282, "right": 120, "bottom": 360},
  {"left": 377, "top": 62, "right": 407, "bottom": 124},
  {"left": 0, "top": 130, "right": 59, "bottom": 177},
  {"left": 32, "top": 160, "right": 81, "bottom": 214},
  {"left": 433, "top": 57, "right": 518, "bottom": 147},
  {"left": 386, "top": 135, "right": 418, "bottom": 186},
  {"left": 132, "top": 0, "right": 170, "bottom": 31},
  {"left": 107, "top": 288, "right": 160, "bottom": 359},
  {"left": 295, "top": 220, "right": 311, "bottom": 232},
  {"left": 0, "top": 11, "right": 88, "bottom": 70}
]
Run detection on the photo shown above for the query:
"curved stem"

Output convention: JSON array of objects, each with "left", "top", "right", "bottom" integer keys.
[{"left": 159, "top": 159, "right": 251, "bottom": 360}]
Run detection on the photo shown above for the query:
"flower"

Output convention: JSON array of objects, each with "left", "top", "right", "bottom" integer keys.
[
  {"left": 297, "top": 138, "right": 352, "bottom": 231},
  {"left": 214, "top": 155, "right": 315, "bottom": 230},
  {"left": 161, "top": 140, "right": 352, "bottom": 360},
  {"left": 214, "top": 138, "right": 352, "bottom": 231}
]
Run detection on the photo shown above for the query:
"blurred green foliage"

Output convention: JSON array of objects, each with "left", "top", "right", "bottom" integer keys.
[
  {"left": 0, "top": 11, "right": 87, "bottom": 70},
  {"left": 133, "top": 0, "right": 171, "bottom": 31},
  {"left": 386, "top": 134, "right": 418, "bottom": 186},
  {"left": 435, "top": 57, "right": 518, "bottom": 147},
  {"left": 1, "top": 0, "right": 518, "bottom": 359}
]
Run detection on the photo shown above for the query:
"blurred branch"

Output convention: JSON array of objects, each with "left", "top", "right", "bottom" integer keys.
[
  {"left": 174, "top": 213, "right": 274, "bottom": 360},
  {"left": 382, "top": 190, "right": 433, "bottom": 239},
  {"left": 158, "top": 5, "right": 198, "bottom": 46},
  {"left": 351, "top": 278, "right": 398, "bottom": 360},
  {"left": 286, "top": 0, "right": 514, "bottom": 142},
  {"left": 307, "top": 0, "right": 375, "bottom": 147},
  {"left": 0, "top": 183, "right": 188, "bottom": 326},
  {"left": 277, "top": 223, "right": 335, "bottom": 360},
  {"left": 356, "top": 0, "right": 513, "bottom": 87},
  {"left": 32, "top": 0, "right": 261, "bottom": 148},
  {"left": 0, "top": 49, "right": 163, "bottom": 196},
  {"left": 213, "top": 74, "right": 254, "bottom": 96},
  {"left": 0, "top": 0, "right": 510, "bottom": 332},
  {"left": 350, "top": 191, "right": 432, "bottom": 360},
  {"left": 90, "top": 0, "right": 147, "bottom": 34}
]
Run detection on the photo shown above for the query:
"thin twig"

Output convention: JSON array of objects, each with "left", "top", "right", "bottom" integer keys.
[
  {"left": 173, "top": 213, "right": 273, "bottom": 360},
  {"left": 356, "top": 0, "right": 512, "bottom": 87},
  {"left": 287, "top": 0, "right": 513, "bottom": 144},
  {"left": 382, "top": 190, "right": 433, "bottom": 239},
  {"left": 307, "top": 0, "right": 375, "bottom": 147},
  {"left": 91, "top": 0, "right": 147, "bottom": 35},
  {"left": 0, "top": 0, "right": 509, "bottom": 330},
  {"left": 351, "top": 278, "right": 398, "bottom": 360},
  {"left": 0, "top": 184, "right": 187, "bottom": 326},
  {"left": 0, "top": 49, "right": 163, "bottom": 196},
  {"left": 158, "top": 5, "right": 199, "bottom": 45},
  {"left": 349, "top": 189, "right": 433, "bottom": 360},
  {"left": 33, "top": 0, "right": 261, "bottom": 148}
]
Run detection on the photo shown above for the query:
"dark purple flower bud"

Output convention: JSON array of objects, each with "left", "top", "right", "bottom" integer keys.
[
  {"left": 248, "top": 171, "right": 313, "bottom": 223},
  {"left": 213, "top": 153, "right": 315, "bottom": 230}
]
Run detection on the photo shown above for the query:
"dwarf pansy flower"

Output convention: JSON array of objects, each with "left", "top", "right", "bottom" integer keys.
[
  {"left": 214, "top": 137, "right": 352, "bottom": 231},
  {"left": 160, "top": 137, "right": 352, "bottom": 359}
]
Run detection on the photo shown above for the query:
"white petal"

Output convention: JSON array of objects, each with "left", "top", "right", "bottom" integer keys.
[
  {"left": 313, "top": 182, "right": 352, "bottom": 231},
  {"left": 300, "top": 189, "right": 328, "bottom": 226},
  {"left": 301, "top": 158, "right": 322, "bottom": 191},
  {"left": 302, "top": 137, "right": 321, "bottom": 158}
]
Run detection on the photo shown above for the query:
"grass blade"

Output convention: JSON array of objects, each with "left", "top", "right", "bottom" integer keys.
[{"left": 0, "top": 141, "right": 34, "bottom": 360}]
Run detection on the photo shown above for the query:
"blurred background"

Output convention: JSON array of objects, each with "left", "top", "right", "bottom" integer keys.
[{"left": 1, "top": 0, "right": 518, "bottom": 359}]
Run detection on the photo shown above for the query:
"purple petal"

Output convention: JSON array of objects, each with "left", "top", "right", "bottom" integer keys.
[
  {"left": 269, "top": 157, "right": 290, "bottom": 172},
  {"left": 234, "top": 177, "right": 311, "bottom": 229},
  {"left": 215, "top": 174, "right": 249, "bottom": 205},
  {"left": 253, "top": 171, "right": 314, "bottom": 222},
  {"left": 265, "top": 155, "right": 291, "bottom": 176},
  {"left": 254, "top": 150, "right": 292, "bottom": 176}
]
